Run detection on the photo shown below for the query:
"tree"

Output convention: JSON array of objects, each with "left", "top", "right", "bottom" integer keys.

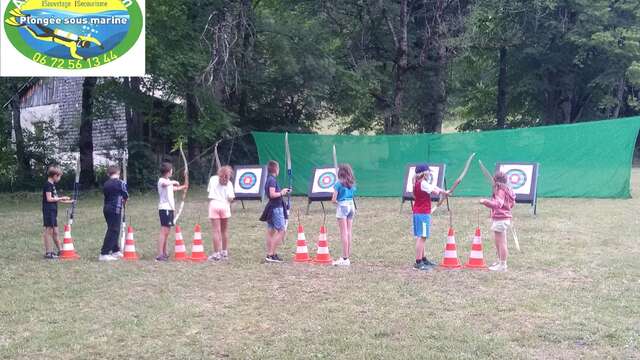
[
  {"left": 456, "top": 0, "right": 640, "bottom": 130},
  {"left": 303, "top": 0, "right": 470, "bottom": 134},
  {"left": 0, "top": 79, "right": 33, "bottom": 181},
  {"left": 79, "top": 77, "right": 97, "bottom": 188}
]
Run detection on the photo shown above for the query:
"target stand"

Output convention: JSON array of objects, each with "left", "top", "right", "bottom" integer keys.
[
  {"left": 400, "top": 163, "right": 447, "bottom": 213},
  {"left": 495, "top": 162, "right": 540, "bottom": 215},
  {"left": 306, "top": 166, "right": 338, "bottom": 214},
  {"left": 233, "top": 165, "right": 268, "bottom": 209}
]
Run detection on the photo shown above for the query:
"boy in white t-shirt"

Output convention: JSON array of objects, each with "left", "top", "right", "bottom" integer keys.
[
  {"left": 156, "top": 162, "right": 188, "bottom": 261},
  {"left": 206, "top": 166, "right": 235, "bottom": 261}
]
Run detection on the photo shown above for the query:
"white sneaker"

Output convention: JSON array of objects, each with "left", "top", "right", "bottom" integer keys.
[
  {"left": 98, "top": 254, "right": 119, "bottom": 261},
  {"left": 332, "top": 258, "right": 351, "bottom": 267},
  {"left": 208, "top": 253, "right": 222, "bottom": 261},
  {"left": 489, "top": 262, "right": 507, "bottom": 272},
  {"left": 111, "top": 251, "right": 123, "bottom": 258},
  {"left": 221, "top": 250, "right": 229, "bottom": 260}
]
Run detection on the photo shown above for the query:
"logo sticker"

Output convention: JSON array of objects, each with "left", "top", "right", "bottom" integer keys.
[{"left": 2, "top": 0, "right": 143, "bottom": 73}]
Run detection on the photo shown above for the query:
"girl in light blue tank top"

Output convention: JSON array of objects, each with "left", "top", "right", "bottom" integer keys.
[{"left": 332, "top": 164, "right": 356, "bottom": 266}]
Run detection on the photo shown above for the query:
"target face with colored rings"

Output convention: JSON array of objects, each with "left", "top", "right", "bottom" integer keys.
[
  {"left": 506, "top": 169, "right": 527, "bottom": 189},
  {"left": 317, "top": 171, "right": 337, "bottom": 190},
  {"left": 239, "top": 172, "right": 258, "bottom": 190}
]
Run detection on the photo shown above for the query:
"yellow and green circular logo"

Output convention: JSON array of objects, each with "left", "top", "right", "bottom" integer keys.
[{"left": 3, "top": 0, "right": 143, "bottom": 70}]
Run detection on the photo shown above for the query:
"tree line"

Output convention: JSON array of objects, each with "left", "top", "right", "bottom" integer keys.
[{"left": 1, "top": 0, "right": 639, "bottom": 190}]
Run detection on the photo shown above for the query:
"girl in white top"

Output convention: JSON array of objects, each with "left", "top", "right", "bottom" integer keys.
[
  {"left": 156, "top": 162, "right": 187, "bottom": 261},
  {"left": 207, "top": 166, "right": 235, "bottom": 261}
]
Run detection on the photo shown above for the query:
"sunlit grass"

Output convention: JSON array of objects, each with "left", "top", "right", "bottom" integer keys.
[{"left": 0, "top": 170, "right": 638, "bottom": 359}]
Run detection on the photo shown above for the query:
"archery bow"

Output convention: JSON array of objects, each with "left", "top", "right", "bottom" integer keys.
[
  {"left": 118, "top": 155, "right": 128, "bottom": 251},
  {"left": 478, "top": 160, "right": 495, "bottom": 186},
  {"left": 330, "top": 144, "right": 338, "bottom": 220},
  {"left": 432, "top": 153, "right": 476, "bottom": 213},
  {"left": 332, "top": 144, "right": 338, "bottom": 174},
  {"left": 208, "top": 139, "right": 223, "bottom": 179},
  {"left": 478, "top": 159, "right": 520, "bottom": 251},
  {"left": 285, "top": 133, "right": 292, "bottom": 213},
  {"left": 173, "top": 141, "right": 189, "bottom": 224},
  {"left": 68, "top": 154, "right": 81, "bottom": 225},
  {"left": 283, "top": 133, "right": 293, "bottom": 243},
  {"left": 214, "top": 140, "right": 222, "bottom": 171}
]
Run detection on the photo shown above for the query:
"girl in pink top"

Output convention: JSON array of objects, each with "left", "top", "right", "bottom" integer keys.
[{"left": 480, "top": 171, "right": 516, "bottom": 272}]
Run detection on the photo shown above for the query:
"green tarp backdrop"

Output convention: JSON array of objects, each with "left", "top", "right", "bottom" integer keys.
[{"left": 253, "top": 117, "right": 640, "bottom": 198}]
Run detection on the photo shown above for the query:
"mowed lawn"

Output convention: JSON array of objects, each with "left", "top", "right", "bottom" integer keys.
[{"left": 0, "top": 172, "right": 639, "bottom": 360}]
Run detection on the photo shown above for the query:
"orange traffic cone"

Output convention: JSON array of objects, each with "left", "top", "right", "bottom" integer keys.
[
  {"left": 439, "top": 227, "right": 462, "bottom": 269},
  {"left": 174, "top": 225, "right": 188, "bottom": 261},
  {"left": 313, "top": 226, "right": 332, "bottom": 264},
  {"left": 60, "top": 224, "right": 80, "bottom": 260},
  {"left": 123, "top": 226, "right": 139, "bottom": 260},
  {"left": 189, "top": 224, "right": 207, "bottom": 262},
  {"left": 293, "top": 225, "right": 312, "bottom": 263},
  {"left": 464, "top": 227, "right": 487, "bottom": 269}
]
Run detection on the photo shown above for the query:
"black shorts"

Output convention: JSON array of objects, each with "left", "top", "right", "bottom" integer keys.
[
  {"left": 159, "top": 210, "right": 175, "bottom": 227},
  {"left": 43, "top": 208, "right": 58, "bottom": 227}
]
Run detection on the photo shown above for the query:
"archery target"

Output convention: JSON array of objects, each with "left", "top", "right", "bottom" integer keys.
[
  {"left": 404, "top": 166, "right": 440, "bottom": 193},
  {"left": 506, "top": 169, "right": 527, "bottom": 190},
  {"left": 316, "top": 171, "right": 337, "bottom": 190},
  {"left": 239, "top": 172, "right": 258, "bottom": 190},
  {"left": 402, "top": 163, "right": 446, "bottom": 202},
  {"left": 311, "top": 167, "right": 337, "bottom": 194},
  {"left": 498, "top": 164, "right": 534, "bottom": 195},
  {"left": 233, "top": 166, "right": 266, "bottom": 197}
]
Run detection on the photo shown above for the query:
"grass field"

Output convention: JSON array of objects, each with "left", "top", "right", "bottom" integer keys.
[{"left": 1, "top": 171, "right": 639, "bottom": 360}]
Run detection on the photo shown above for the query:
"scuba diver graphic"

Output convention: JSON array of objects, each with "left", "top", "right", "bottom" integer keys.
[{"left": 5, "top": 8, "right": 103, "bottom": 60}]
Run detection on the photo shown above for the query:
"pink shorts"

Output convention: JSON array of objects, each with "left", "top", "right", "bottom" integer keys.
[{"left": 208, "top": 200, "right": 231, "bottom": 219}]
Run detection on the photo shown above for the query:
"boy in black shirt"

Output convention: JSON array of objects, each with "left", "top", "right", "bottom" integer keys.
[
  {"left": 100, "top": 165, "right": 129, "bottom": 261},
  {"left": 42, "top": 166, "right": 73, "bottom": 259}
]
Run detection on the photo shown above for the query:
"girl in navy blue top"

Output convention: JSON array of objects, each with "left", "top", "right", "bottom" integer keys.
[
  {"left": 259, "top": 160, "right": 290, "bottom": 263},
  {"left": 331, "top": 164, "right": 356, "bottom": 266}
]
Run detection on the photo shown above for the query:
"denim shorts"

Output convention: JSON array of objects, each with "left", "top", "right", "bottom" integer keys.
[
  {"left": 267, "top": 207, "right": 286, "bottom": 231},
  {"left": 412, "top": 214, "right": 431, "bottom": 238},
  {"left": 336, "top": 200, "right": 356, "bottom": 220}
]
